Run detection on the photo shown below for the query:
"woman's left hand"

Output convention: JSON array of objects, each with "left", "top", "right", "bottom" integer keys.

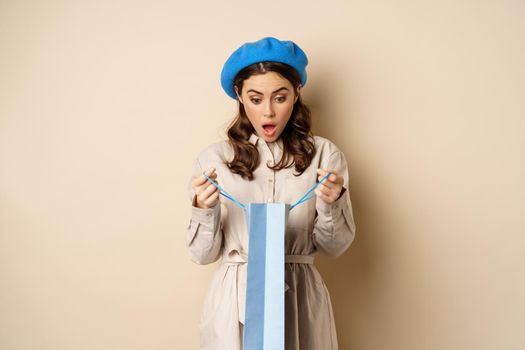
[{"left": 315, "top": 168, "right": 344, "bottom": 204}]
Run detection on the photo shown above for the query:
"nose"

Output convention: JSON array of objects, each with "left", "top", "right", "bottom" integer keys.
[{"left": 263, "top": 101, "right": 275, "bottom": 118}]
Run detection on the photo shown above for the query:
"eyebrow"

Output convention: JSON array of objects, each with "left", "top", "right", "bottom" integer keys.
[{"left": 246, "top": 87, "right": 289, "bottom": 95}]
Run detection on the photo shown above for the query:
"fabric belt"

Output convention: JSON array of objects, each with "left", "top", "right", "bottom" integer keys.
[
  {"left": 221, "top": 254, "right": 314, "bottom": 325},
  {"left": 223, "top": 254, "right": 314, "bottom": 266},
  {"left": 284, "top": 254, "right": 314, "bottom": 264}
]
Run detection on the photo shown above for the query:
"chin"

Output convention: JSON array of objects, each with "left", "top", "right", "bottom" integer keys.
[{"left": 263, "top": 133, "right": 280, "bottom": 142}]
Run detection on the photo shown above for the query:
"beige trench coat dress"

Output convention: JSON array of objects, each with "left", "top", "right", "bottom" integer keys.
[{"left": 186, "top": 133, "right": 356, "bottom": 350}]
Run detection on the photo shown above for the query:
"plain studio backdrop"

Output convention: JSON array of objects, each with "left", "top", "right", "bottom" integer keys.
[{"left": 0, "top": 1, "right": 523, "bottom": 349}]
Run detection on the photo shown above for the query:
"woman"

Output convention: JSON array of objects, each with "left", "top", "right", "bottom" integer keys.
[{"left": 186, "top": 36, "right": 356, "bottom": 349}]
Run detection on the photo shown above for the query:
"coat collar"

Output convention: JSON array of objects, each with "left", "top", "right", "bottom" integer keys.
[{"left": 248, "top": 133, "right": 283, "bottom": 150}]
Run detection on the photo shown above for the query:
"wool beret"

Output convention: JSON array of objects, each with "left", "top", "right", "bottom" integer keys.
[{"left": 220, "top": 36, "right": 308, "bottom": 99}]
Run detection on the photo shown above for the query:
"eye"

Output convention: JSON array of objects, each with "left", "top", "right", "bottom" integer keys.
[
  {"left": 250, "top": 98, "right": 261, "bottom": 104},
  {"left": 275, "top": 96, "right": 287, "bottom": 103}
]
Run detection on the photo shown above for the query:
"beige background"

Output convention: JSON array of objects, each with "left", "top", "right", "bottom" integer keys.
[{"left": 1, "top": 0, "right": 524, "bottom": 349}]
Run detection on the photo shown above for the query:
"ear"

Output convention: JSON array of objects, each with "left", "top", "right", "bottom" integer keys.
[
  {"left": 294, "top": 84, "right": 302, "bottom": 103},
  {"left": 234, "top": 85, "right": 243, "bottom": 104}
]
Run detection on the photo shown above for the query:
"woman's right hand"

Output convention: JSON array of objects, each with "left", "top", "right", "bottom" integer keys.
[{"left": 191, "top": 167, "right": 220, "bottom": 209}]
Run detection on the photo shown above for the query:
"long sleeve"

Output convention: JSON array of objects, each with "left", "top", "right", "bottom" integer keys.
[
  {"left": 185, "top": 156, "right": 223, "bottom": 265},
  {"left": 312, "top": 149, "right": 356, "bottom": 258}
]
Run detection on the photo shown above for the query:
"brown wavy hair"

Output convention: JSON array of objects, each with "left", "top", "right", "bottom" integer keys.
[{"left": 226, "top": 61, "right": 316, "bottom": 180}]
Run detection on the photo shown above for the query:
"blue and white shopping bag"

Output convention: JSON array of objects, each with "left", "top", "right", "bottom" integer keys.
[{"left": 203, "top": 171, "right": 331, "bottom": 350}]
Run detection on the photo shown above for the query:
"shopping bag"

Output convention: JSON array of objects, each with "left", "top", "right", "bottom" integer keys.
[
  {"left": 243, "top": 203, "right": 289, "bottom": 350},
  {"left": 201, "top": 171, "right": 331, "bottom": 350}
]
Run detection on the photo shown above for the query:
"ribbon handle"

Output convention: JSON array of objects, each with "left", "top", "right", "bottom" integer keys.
[
  {"left": 202, "top": 170, "right": 332, "bottom": 210},
  {"left": 202, "top": 171, "right": 246, "bottom": 209},
  {"left": 289, "top": 172, "right": 331, "bottom": 209}
]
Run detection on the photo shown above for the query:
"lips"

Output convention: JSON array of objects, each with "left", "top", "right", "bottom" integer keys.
[{"left": 262, "top": 123, "right": 276, "bottom": 137}]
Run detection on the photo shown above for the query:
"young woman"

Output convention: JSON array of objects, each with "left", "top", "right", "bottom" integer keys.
[{"left": 186, "top": 36, "right": 356, "bottom": 350}]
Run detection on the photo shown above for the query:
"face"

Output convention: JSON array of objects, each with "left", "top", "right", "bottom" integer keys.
[{"left": 235, "top": 71, "right": 301, "bottom": 143}]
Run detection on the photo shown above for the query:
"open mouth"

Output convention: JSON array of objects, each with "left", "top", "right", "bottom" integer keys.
[{"left": 262, "top": 123, "right": 276, "bottom": 136}]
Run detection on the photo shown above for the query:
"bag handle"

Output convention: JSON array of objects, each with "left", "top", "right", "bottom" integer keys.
[
  {"left": 202, "top": 171, "right": 331, "bottom": 211},
  {"left": 289, "top": 171, "right": 331, "bottom": 209},
  {"left": 201, "top": 173, "right": 246, "bottom": 209}
]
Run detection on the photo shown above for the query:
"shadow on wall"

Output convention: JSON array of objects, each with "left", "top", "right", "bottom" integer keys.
[
  {"left": 316, "top": 183, "right": 382, "bottom": 349},
  {"left": 309, "top": 63, "right": 384, "bottom": 349}
]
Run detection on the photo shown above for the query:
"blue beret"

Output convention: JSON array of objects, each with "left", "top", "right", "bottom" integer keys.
[{"left": 220, "top": 36, "right": 308, "bottom": 99}]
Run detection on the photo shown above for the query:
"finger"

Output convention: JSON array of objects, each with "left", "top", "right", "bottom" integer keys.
[
  {"left": 316, "top": 168, "right": 328, "bottom": 177},
  {"left": 317, "top": 183, "right": 333, "bottom": 195},
  {"left": 317, "top": 168, "right": 336, "bottom": 182},
  {"left": 194, "top": 172, "right": 216, "bottom": 190},
  {"left": 193, "top": 176, "right": 208, "bottom": 187},
  {"left": 192, "top": 167, "right": 216, "bottom": 186},
  {"left": 317, "top": 181, "right": 334, "bottom": 193},
  {"left": 325, "top": 170, "right": 339, "bottom": 183},
  {"left": 205, "top": 172, "right": 218, "bottom": 185},
  {"left": 195, "top": 180, "right": 213, "bottom": 196},
  {"left": 324, "top": 185, "right": 340, "bottom": 200},
  {"left": 316, "top": 183, "right": 332, "bottom": 197},
  {"left": 192, "top": 177, "right": 217, "bottom": 196},
  {"left": 317, "top": 172, "right": 330, "bottom": 184},
  {"left": 195, "top": 175, "right": 219, "bottom": 196},
  {"left": 331, "top": 172, "right": 344, "bottom": 185},
  {"left": 192, "top": 176, "right": 205, "bottom": 187},
  {"left": 199, "top": 180, "right": 220, "bottom": 199},
  {"left": 319, "top": 172, "right": 343, "bottom": 186},
  {"left": 315, "top": 188, "right": 332, "bottom": 203},
  {"left": 203, "top": 189, "right": 220, "bottom": 207}
]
